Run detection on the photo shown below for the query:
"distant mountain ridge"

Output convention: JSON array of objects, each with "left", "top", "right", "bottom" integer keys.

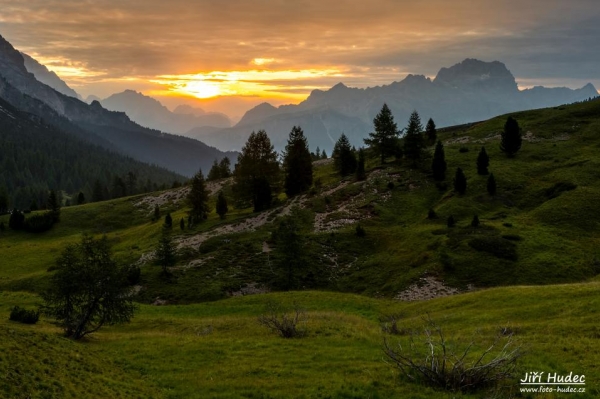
[
  {"left": 100, "top": 90, "right": 231, "bottom": 134},
  {"left": 192, "top": 58, "right": 598, "bottom": 153},
  {"left": 0, "top": 34, "right": 236, "bottom": 177},
  {"left": 20, "top": 52, "right": 82, "bottom": 100}
]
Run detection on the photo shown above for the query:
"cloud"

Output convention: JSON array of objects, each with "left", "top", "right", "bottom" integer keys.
[{"left": 0, "top": 0, "right": 598, "bottom": 110}]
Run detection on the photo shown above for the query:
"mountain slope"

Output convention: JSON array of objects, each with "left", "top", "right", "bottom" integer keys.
[
  {"left": 0, "top": 34, "right": 235, "bottom": 176},
  {"left": 0, "top": 95, "right": 184, "bottom": 209},
  {"left": 20, "top": 52, "right": 81, "bottom": 99},
  {"left": 101, "top": 90, "right": 231, "bottom": 134},
  {"left": 199, "top": 59, "right": 598, "bottom": 153}
]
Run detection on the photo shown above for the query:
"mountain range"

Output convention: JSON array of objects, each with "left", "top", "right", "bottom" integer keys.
[
  {"left": 0, "top": 34, "right": 236, "bottom": 178},
  {"left": 186, "top": 59, "right": 598, "bottom": 153}
]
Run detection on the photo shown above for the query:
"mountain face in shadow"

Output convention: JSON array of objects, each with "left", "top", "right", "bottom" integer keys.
[
  {"left": 0, "top": 34, "right": 236, "bottom": 177},
  {"left": 101, "top": 90, "right": 231, "bottom": 134},
  {"left": 20, "top": 52, "right": 82, "bottom": 100},
  {"left": 194, "top": 59, "right": 597, "bottom": 153}
]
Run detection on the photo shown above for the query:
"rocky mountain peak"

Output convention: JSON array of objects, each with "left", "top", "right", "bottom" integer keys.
[{"left": 434, "top": 58, "right": 518, "bottom": 93}]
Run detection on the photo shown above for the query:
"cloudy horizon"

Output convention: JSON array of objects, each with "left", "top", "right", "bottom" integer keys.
[{"left": 1, "top": 0, "right": 598, "bottom": 117}]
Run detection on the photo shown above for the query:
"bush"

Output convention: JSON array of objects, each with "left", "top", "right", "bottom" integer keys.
[
  {"left": 24, "top": 211, "right": 56, "bottom": 233},
  {"left": 471, "top": 214, "right": 480, "bottom": 227},
  {"left": 125, "top": 264, "right": 141, "bottom": 285},
  {"left": 258, "top": 301, "right": 307, "bottom": 338},
  {"left": 447, "top": 215, "right": 456, "bottom": 228},
  {"left": 356, "top": 224, "right": 366, "bottom": 237},
  {"left": 427, "top": 209, "right": 437, "bottom": 219},
  {"left": 459, "top": 147, "right": 469, "bottom": 153},
  {"left": 502, "top": 234, "right": 523, "bottom": 241},
  {"left": 9, "top": 306, "right": 39, "bottom": 324},
  {"left": 384, "top": 317, "right": 522, "bottom": 394},
  {"left": 387, "top": 181, "right": 395, "bottom": 190}
]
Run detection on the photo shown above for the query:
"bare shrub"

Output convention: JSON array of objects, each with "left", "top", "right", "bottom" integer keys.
[
  {"left": 381, "top": 314, "right": 411, "bottom": 336},
  {"left": 384, "top": 316, "right": 522, "bottom": 394},
  {"left": 258, "top": 301, "right": 307, "bottom": 338}
]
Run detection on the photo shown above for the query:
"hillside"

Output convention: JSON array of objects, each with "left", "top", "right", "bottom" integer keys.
[{"left": 1, "top": 99, "right": 600, "bottom": 397}]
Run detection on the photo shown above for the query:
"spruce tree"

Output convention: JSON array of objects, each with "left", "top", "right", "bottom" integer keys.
[
  {"left": 156, "top": 229, "right": 176, "bottom": 276},
  {"left": 426, "top": 118, "right": 437, "bottom": 145},
  {"left": 487, "top": 173, "right": 497, "bottom": 196},
  {"left": 216, "top": 191, "right": 229, "bottom": 219},
  {"left": 0, "top": 189, "right": 8, "bottom": 214},
  {"left": 77, "top": 192, "right": 85, "bottom": 205},
  {"left": 500, "top": 116, "right": 522, "bottom": 157},
  {"left": 188, "top": 169, "right": 210, "bottom": 223},
  {"left": 333, "top": 133, "right": 357, "bottom": 176},
  {"left": 321, "top": 149, "right": 327, "bottom": 159},
  {"left": 453, "top": 167, "right": 467, "bottom": 194},
  {"left": 207, "top": 159, "right": 221, "bottom": 181},
  {"left": 431, "top": 140, "right": 447, "bottom": 181},
  {"left": 364, "top": 103, "right": 399, "bottom": 164},
  {"left": 471, "top": 215, "right": 480, "bottom": 227},
  {"left": 232, "top": 130, "right": 280, "bottom": 212},
  {"left": 164, "top": 213, "right": 173, "bottom": 229},
  {"left": 314, "top": 146, "right": 321, "bottom": 161},
  {"left": 447, "top": 215, "right": 455, "bottom": 228},
  {"left": 47, "top": 190, "right": 60, "bottom": 222},
  {"left": 218, "top": 157, "right": 232, "bottom": 178},
  {"left": 180, "top": 217, "right": 185, "bottom": 230},
  {"left": 403, "top": 110, "right": 425, "bottom": 163},
  {"left": 477, "top": 147, "right": 490, "bottom": 175},
  {"left": 356, "top": 148, "right": 366, "bottom": 181},
  {"left": 283, "top": 126, "right": 313, "bottom": 197}
]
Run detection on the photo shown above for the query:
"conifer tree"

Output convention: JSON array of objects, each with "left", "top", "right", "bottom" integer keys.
[
  {"left": 188, "top": 169, "right": 210, "bottom": 223},
  {"left": 314, "top": 146, "right": 321, "bottom": 161},
  {"left": 471, "top": 215, "right": 480, "bottom": 227},
  {"left": 216, "top": 191, "right": 229, "bottom": 219},
  {"left": 431, "top": 140, "right": 447, "bottom": 181},
  {"left": 77, "top": 192, "right": 85, "bottom": 205},
  {"left": 453, "top": 167, "right": 467, "bottom": 194},
  {"left": 403, "top": 110, "right": 425, "bottom": 163},
  {"left": 218, "top": 157, "right": 232, "bottom": 178},
  {"left": 356, "top": 148, "right": 366, "bottom": 181},
  {"left": 426, "top": 118, "right": 437, "bottom": 145},
  {"left": 321, "top": 149, "right": 327, "bottom": 159},
  {"left": 156, "top": 229, "right": 176, "bottom": 276},
  {"left": 333, "top": 133, "right": 357, "bottom": 176},
  {"left": 164, "top": 212, "right": 173, "bottom": 229},
  {"left": 207, "top": 159, "right": 221, "bottom": 181},
  {"left": 47, "top": 190, "right": 61, "bottom": 222},
  {"left": 447, "top": 215, "right": 455, "bottom": 228},
  {"left": 232, "top": 130, "right": 280, "bottom": 212},
  {"left": 477, "top": 146, "right": 490, "bottom": 175},
  {"left": 180, "top": 217, "right": 185, "bottom": 230},
  {"left": 153, "top": 205, "right": 160, "bottom": 221},
  {"left": 487, "top": 173, "right": 497, "bottom": 196},
  {"left": 500, "top": 116, "right": 522, "bottom": 157},
  {"left": 283, "top": 126, "right": 313, "bottom": 197},
  {"left": 364, "top": 103, "right": 399, "bottom": 164}
]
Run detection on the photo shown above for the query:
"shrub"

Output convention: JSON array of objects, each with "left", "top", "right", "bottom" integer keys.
[
  {"left": 384, "top": 317, "right": 522, "bottom": 394},
  {"left": 502, "top": 222, "right": 513, "bottom": 228},
  {"left": 387, "top": 181, "right": 395, "bottom": 190},
  {"left": 356, "top": 224, "right": 366, "bottom": 237},
  {"left": 447, "top": 215, "right": 456, "bottom": 228},
  {"left": 427, "top": 209, "right": 437, "bottom": 219},
  {"left": 459, "top": 147, "right": 469, "bottom": 153},
  {"left": 24, "top": 211, "right": 56, "bottom": 233},
  {"left": 258, "top": 301, "right": 307, "bottom": 338},
  {"left": 471, "top": 215, "right": 480, "bottom": 227},
  {"left": 502, "top": 234, "right": 523, "bottom": 241},
  {"left": 125, "top": 264, "right": 141, "bottom": 285},
  {"left": 9, "top": 306, "right": 39, "bottom": 324},
  {"left": 468, "top": 237, "right": 518, "bottom": 261}
]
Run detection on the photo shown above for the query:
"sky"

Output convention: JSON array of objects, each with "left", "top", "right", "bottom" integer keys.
[{"left": 0, "top": 0, "right": 599, "bottom": 118}]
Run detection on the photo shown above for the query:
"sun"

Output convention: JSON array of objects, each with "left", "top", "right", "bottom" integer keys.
[{"left": 182, "top": 80, "right": 222, "bottom": 99}]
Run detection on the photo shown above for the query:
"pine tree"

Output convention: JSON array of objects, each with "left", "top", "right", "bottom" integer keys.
[
  {"left": 232, "top": 130, "right": 280, "bottom": 212},
  {"left": 431, "top": 140, "right": 447, "bottom": 181},
  {"left": 216, "top": 191, "right": 229, "bottom": 219},
  {"left": 477, "top": 146, "right": 490, "bottom": 175},
  {"left": 283, "top": 126, "right": 313, "bottom": 197},
  {"left": 218, "top": 157, "right": 232, "bottom": 178},
  {"left": 314, "top": 146, "right": 321, "bottom": 161},
  {"left": 453, "top": 167, "right": 467, "bottom": 194},
  {"left": 9, "top": 209, "right": 25, "bottom": 230},
  {"left": 364, "top": 103, "right": 399, "bottom": 164},
  {"left": 403, "top": 110, "right": 425, "bottom": 163},
  {"left": 471, "top": 215, "right": 480, "bottom": 227},
  {"left": 92, "top": 180, "right": 104, "bottom": 202},
  {"left": 47, "top": 190, "right": 61, "bottom": 222},
  {"left": 487, "top": 173, "right": 497, "bottom": 196},
  {"left": 187, "top": 169, "right": 210, "bottom": 223},
  {"left": 356, "top": 148, "right": 366, "bottom": 181},
  {"left": 447, "top": 215, "right": 455, "bottom": 228},
  {"left": 180, "top": 217, "right": 185, "bottom": 230},
  {"left": 164, "top": 213, "right": 173, "bottom": 228},
  {"left": 332, "top": 133, "right": 357, "bottom": 176},
  {"left": 426, "top": 118, "right": 437, "bottom": 145},
  {"left": 77, "top": 192, "right": 85, "bottom": 205},
  {"left": 500, "top": 116, "right": 522, "bottom": 157},
  {"left": 155, "top": 229, "right": 176, "bottom": 276},
  {"left": 153, "top": 205, "right": 160, "bottom": 221},
  {"left": 321, "top": 149, "right": 327, "bottom": 159},
  {"left": 207, "top": 159, "right": 221, "bottom": 181}
]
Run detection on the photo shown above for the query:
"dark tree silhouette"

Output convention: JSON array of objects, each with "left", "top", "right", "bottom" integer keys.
[
  {"left": 42, "top": 235, "right": 136, "bottom": 340},
  {"left": 332, "top": 133, "right": 357, "bottom": 176},
  {"left": 432, "top": 140, "right": 447, "bottom": 181},
  {"left": 233, "top": 130, "right": 280, "bottom": 212},
  {"left": 477, "top": 147, "right": 490, "bottom": 175},
  {"left": 471, "top": 215, "right": 480, "bottom": 227},
  {"left": 156, "top": 229, "right": 176, "bottom": 276},
  {"left": 403, "top": 110, "right": 425, "bottom": 163},
  {"left": 47, "top": 190, "right": 61, "bottom": 222},
  {"left": 180, "top": 217, "right": 185, "bottom": 230},
  {"left": 447, "top": 215, "right": 456, "bottom": 228},
  {"left": 9, "top": 209, "right": 25, "bottom": 230},
  {"left": 453, "top": 167, "right": 467, "bottom": 195},
  {"left": 77, "top": 192, "right": 85, "bottom": 205},
  {"left": 364, "top": 103, "right": 399, "bottom": 164},
  {"left": 218, "top": 157, "right": 232, "bottom": 178},
  {"left": 164, "top": 212, "right": 173, "bottom": 229},
  {"left": 426, "top": 118, "right": 437, "bottom": 145},
  {"left": 187, "top": 169, "right": 210, "bottom": 223},
  {"left": 487, "top": 173, "right": 497, "bottom": 196},
  {"left": 356, "top": 148, "right": 366, "bottom": 181},
  {"left": 216, "top": 191, "right": 229, "bottom": 219},
  {"left": 207, "top": 159, "right": 221, "bottom": 181},
  {"left": 500, "top": 116, "right": 522, "bottom": 157},
  {"left": 153, "top": 204, "right": 160, "bottom": 221},
  {"left": 283, "top": 126, "right": 313, "bottom": 197}
]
